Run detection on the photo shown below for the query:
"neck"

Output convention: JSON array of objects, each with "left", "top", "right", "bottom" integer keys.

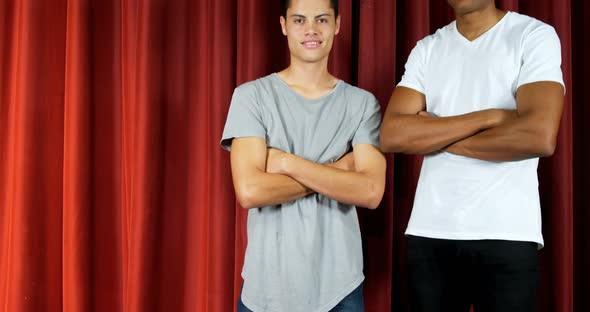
[
  {"left": 456, "top": 5, "right": 505, "bottom": 40},
  {"left": 279, "top": 56, "right": 335, "bottom": 90}
]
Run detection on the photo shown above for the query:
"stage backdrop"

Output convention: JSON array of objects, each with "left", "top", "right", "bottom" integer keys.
[{"left": 0, "top": 0, "right": 588, "bottom": 311}]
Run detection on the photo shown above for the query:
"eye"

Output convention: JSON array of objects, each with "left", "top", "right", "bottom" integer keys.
[
  {"left": 294, "top": 18, "right": 304, "bottom": 24},
  {"left": 318, "top": 18, "right": 328, "bottom": 23}
]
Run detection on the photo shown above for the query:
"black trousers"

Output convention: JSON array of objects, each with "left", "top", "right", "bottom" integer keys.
[{"left": 407, "top": 235, "right": 539, "bottom": 312}]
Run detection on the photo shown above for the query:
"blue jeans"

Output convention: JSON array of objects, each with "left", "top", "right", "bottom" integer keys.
[{"left": 237, "top": 283, "right": 365, "bottom": 312}]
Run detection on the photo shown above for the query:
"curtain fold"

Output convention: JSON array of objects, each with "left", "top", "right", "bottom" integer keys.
[
  {"left": 1, "top": 1, "right": 67, "bottom": 310},
  {"left": 0, "top": 1, "right": 587, "bottom": 311},
  {"left": 572, "top": 2, "right": 590, "bottom": 312}
]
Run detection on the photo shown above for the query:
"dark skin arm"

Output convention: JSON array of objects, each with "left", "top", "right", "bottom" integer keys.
[
  {"left": 379, "top": 87, "right": 516, "bottom": 155},
  {"left": 445, "top": 81, "right": 564, "bottom": 161}
]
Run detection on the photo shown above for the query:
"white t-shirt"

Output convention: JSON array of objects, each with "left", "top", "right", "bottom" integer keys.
[{"left": 397, "top": 12, "right": 564, "bottom": 247}]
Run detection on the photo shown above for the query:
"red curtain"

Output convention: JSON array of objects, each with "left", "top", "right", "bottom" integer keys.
[{"left": 0, "top": 0, "right": 587, "bottom": 311}]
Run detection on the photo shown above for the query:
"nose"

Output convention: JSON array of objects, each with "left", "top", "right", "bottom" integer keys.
[{"left": 304, "top": 20, "right": 318, "bottom": 36}]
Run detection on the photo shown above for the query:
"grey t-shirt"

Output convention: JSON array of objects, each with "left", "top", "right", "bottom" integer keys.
[{"left": 221, "top": 73, "right": 381, "bottom": 312}]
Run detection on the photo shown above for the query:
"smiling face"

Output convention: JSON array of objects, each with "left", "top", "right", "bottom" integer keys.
[{"left": 280, "top": 0, "right": 341, "bottom": 64}]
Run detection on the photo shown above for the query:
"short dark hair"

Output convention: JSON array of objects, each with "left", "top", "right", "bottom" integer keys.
[{"left": 281, "top": 0, "right": 339, "bottom": 18}]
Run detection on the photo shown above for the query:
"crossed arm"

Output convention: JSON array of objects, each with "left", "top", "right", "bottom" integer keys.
[
  {"left": 379, "top": 81, "right": 564, "bottom": 161},
  {"left": 230, "top": 137, "right": 386, "bottom": 209}
]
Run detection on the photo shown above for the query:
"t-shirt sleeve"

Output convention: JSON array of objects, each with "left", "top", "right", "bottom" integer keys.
[
  {"left": 220, "top": 84, "right": 266, "bottom": 151},
  {"left": 352, "top": 94, "right": 382, "bottom": 147},
  {"left": 396, "top": 40, "right": 426, "bottom": 93},
  {"left": 517, "top": 25, "right": 565, "bottom": 91}
]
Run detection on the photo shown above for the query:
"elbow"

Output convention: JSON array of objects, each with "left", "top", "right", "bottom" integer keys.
[
  {"left": 536, "top": 138, "right": 557, "bottom": 157},
  {"left": 365, "top": 199, "right": 381, "bottom": 210},
  {"left": 532, "top": 131, "right": 558, "bottom": 157},
  {"left": 235, "top": 184, "right": 260, "bottom": 209},
  {"left": 379, "top": 131, "right": 405, "bottom": 154},
  {"left": 379, "top": 125, "right": 395, "bottom": 153},
  {"left": 362, "top": 184, "right": 385, "bottom": 209},
  {"left": 379, "top": 136, "right": 392, "bottom": 153},
  {"left": 380, "top": 117, "right": 418, "bottom": 154},
  {"left": 236, "top": 194, "right": 257, "bottom": 209}
]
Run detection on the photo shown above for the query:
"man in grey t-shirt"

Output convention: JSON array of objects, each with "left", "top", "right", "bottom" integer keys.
[{"left": 220, "top": 0, "right": 386, "bottom": 311}]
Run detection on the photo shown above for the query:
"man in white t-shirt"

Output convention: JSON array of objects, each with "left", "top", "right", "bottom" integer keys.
[{"left": 380, "top": 0, "right": 564, "bottom": 311}]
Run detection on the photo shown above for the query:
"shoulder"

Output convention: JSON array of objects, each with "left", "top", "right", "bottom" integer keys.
[
  {"left": 505, "top": 11, "right": 550, "bottom": 29},
  {"left": 503, "top": 12, "right": 558, "bottom": 42},
  {"left": 427, "top": 20, "right": 455, "bottom": 43},
  {"left": 411, "top": 21, "right": 455, "bottom": 56},
  {"left": 339, "top": 82, "right": 378, "bottom": 103},
  {"left": 338, "top": 83, "right": 380, "bottom": 116},
  {"left": 428, "top": 21, "right": 455, "bottom": 43},
  {"left": 234, "top": 74, "right": 275, "bottom": 96}
]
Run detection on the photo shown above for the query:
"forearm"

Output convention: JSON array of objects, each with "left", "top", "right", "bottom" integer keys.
[
  {"left": 446, "top": 116, "right": 556, "bottom": 161},
  {"left": 380, "top": 110, "right": 503, "bottom": 154},
  {"left": 235, "top": 171, "right": 312, "bottom": 209},
  {"left": 281, "top": 155, "right": 384, "bottom": 209},
  {"left": 236, "top": 153, "right": 354, "bottom": 209}
]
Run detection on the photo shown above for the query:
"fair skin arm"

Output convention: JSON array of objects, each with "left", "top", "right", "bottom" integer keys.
[
  {"left": 444, "top": 81, "right": 564, "bottom": 161},
  {"left": 230, "top": 137, "right": 355, "bottom": 209},
  {"left": 379, "top": 87, "right": 517, "bottom": 154},
  {"left": 267, "top": 144, "right": 386, "bottom": 209}
]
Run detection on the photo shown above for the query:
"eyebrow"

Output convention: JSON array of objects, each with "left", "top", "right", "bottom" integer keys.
[{"left": 289, "top": 13, "right": 332, "bottom": 19}]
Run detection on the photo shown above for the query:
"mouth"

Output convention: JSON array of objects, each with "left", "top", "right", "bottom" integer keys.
[{"left": 301, "top": 40, "right": 322, "bottom": 49}]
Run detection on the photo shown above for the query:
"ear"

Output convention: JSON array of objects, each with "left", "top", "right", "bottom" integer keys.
[
  {"left": 280, "top": 16, "right": 287, "bottom": 36},
  {"left": 334, "top": 15, "right": 341, "bottom": 36}
]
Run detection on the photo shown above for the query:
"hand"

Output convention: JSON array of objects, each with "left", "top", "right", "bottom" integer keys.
[
  {"left": 266, "top": 148, "right": 289, "bottom": 174},
  {"left": 328, "top": 152, "right": 355, "bottom": 171}
]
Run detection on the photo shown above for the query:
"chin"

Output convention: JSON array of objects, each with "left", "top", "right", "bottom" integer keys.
[
  {"left": 292, "top": 56, "right": 322, "bottom": 64},
  {"left": 293, "top": 51, "right": 329, "bottom": 63},
  {"left": 447, "top": 0, "right": 491, "bottom": 14}
]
